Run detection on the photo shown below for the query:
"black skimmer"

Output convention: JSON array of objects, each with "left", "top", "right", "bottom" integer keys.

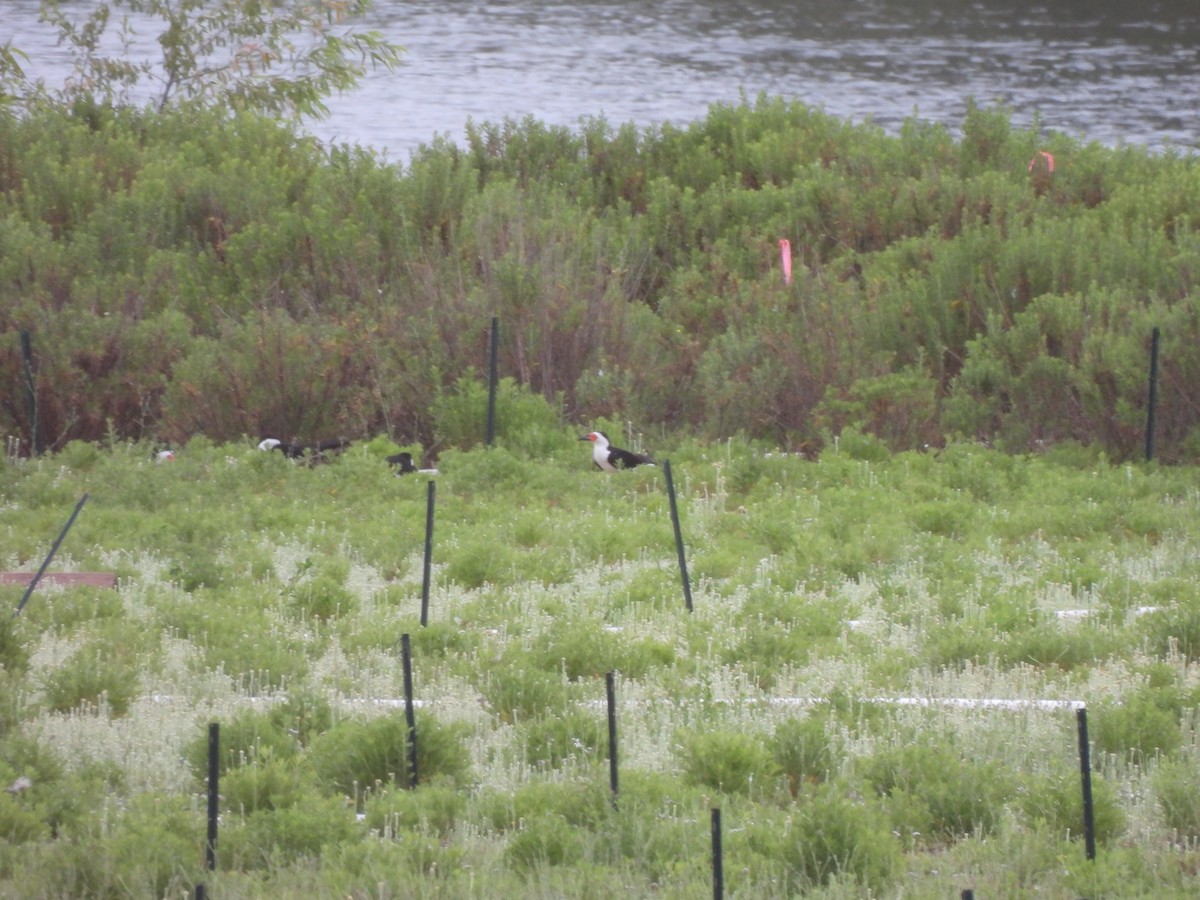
[
  {"left": 258, "top": 437, "right": 306, "bottom": 459},
  {"left": 387, "top": 451, "right": 418, "bottom": 474},
  {"left": 315, "top": 437, "right": 351, "bottom": 456},
  {"left": 579, "top": 431, "right": 655, "bottom": 472},
  {"left": 387, "top": 451, "right": 438, "bottom": 476},
  {"left": 258, "top": 437, "right": 351, "bottom": 465}
]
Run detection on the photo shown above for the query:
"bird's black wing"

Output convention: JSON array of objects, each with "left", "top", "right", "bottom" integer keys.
[
  {"left": 387, "top": 452, "right": 418, "bottom": 474},
  {"left": 610, "top": 447, "right": 653, "bottom": 469}
]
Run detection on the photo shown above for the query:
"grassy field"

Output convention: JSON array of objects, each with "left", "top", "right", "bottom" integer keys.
[{"left": 2, "top": 428, "right": 1200, "bottom": 898}]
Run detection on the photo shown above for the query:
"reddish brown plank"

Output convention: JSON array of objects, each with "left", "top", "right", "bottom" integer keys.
[{"left": 0, "top": 572, "right": 117, "bottom": 588}]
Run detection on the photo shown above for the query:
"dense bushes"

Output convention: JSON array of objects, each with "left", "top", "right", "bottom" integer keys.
[{"left": 2, "top": 96, "right": 1198, "bottom": 458}]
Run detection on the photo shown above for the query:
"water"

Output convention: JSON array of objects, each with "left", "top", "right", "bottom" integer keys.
[{"left": 4, "top": 0, "right": 1199, "bottom": 160}]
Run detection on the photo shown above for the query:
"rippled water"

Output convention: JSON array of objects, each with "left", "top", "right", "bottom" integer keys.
[{"left": 5, "top": 0, "right": 1199, "bottom": 159}]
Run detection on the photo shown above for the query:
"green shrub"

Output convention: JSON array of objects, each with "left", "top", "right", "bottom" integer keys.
[
  {"left": 725, "top": 594, "right": 845, "bottom": 687},
  {"left": 362, "top": 778, "right": 466, "bottom": 838},
  {"left": 1002, "top": 622, "right": 1121, "bottom": 671},
  {"left": 40, "top": 643, "right": 140, "bottom": 717},
  {"left": 164, "top": 594, "right": 310, "bottom": 689},
  {"left": 1092, "top": 691, "right": 1184, "bottom": 762},
  {"left": 1018, "top": 769, "right": 1127, "bottom": 845},
  {"left": 747, "top": 782, "right": 901, "bottom": 893},
  {"left": 0, "top": 737, "right": 118, "bottom": 841},
  {"left": 529, "top": 621, "right": 624, "bottom": 681},
  {"left": 920, "top": 618, "right": 998, "bottom": 671},
  {"left": 579, "top": 770, "right": 710, "bottom": 882},
  {"left": 0, "top": 613, "right": 30, "bottom": 675},
  {"left": 1140, "top": 606, "right": 1200, "bottom": 664},
  {"left": 106, "top": 793, "right": 204, "bottom": 894},
  {"left": 818, "top": 366, "right": 940, "bottom": 452},
  {"left": 223, "top": 794, "right": 361, "bottom": 870},
  {"left": 503, "top": 813, "right": 586, "bottom": 874},
  {"left": 389, "top": 620, "right": 484, "bottom": 660},
  {"left": 860, "top": 739, "right": 1015, "bottom": 841},
  {"left": 0, "top": 790, "right": 47, "bottom": 844},
  {"left": 675, "top": 728, "right": 780, "bottom": 797},
  {"left": 221, "top": 756, "right": 313, "bottom": 814},
  {"left": 479, "top": 664, "right": 572, "bottom": 724},
  {"left": 310, "top": 712, "right": 472, "bottom": 798},
  {"left": 444, "top": 533, "right": 518, "bottom": 589},
  {"left": 482, "top": 779, "right": 611, "bottom": 832},
  {"left": 519, "top": 709, "right": 607, "bottom": 769},
  {"left": 432, "top": 375, "right": 568, "bottom": 455},
  {"left": 268, "top": 689, "right": 334, "bottom": 749},
  {"left": 291, "top": 566, "right": 358, "bottom": 621},
  {"left": 331, "top": 829, "right": 469, "bottom": 882},
  {"left": 185, "top": 707, "right": 301, "bottom": 779},
  {"left": 22, "top": 792, "right": 200, "bottom": 897},
  {"left": 772, "top": 716, "right": 839, "bottom": 793},
  {"left": 1153, "top": 757, "right": 1200, "bottom": 840}
]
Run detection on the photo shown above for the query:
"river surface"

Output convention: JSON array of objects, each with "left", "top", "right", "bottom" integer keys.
[{"left": 4, "top": 0, "right": 1199, "bottom": 160}]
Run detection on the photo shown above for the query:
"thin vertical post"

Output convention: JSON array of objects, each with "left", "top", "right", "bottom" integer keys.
[
  {"left": 606, "top": 671, "right": 619, "bottom": 808},
  {"left": 1076, "top": 707, "right": 1097, "bottom": 861},
  {"left": 420, "top": 480, "right": 435, "bottom": 627},
  {"left": 663, "top": 460, "right": 693, "bottom": 612},
  {"left": 711, "top": 808, "right": 724, "bottom": 900},
  {"left": 402, "top": 633, "right": 419, "bottom": 788},
  {"left": 1145, "top": 326, "right": 1160, "bottom": 462},
  {"left": 205, "top": 722, "right": 219, "bottom": 871},
  {"left": 19, "top": 330, "right": 40, "bottom": 457},
  {"left": 486, "top": 316, "right": 499, "bottom": 446},
  {"left": 14, "top": 493, "right": 89, "bottom": 618}
]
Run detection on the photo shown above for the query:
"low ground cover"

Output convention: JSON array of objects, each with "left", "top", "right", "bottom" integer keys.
[{"left": 1, "top": 432, "right": 1199, "bottom": 897}]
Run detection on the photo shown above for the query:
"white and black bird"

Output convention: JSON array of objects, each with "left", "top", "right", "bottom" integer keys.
[
  {"left": 258, "top": 437, "right": 306, "bottom": 459},
  {"left": 258, "top": 436, "right": 351, "bottom": 465},
  {"left": 387, "top": 451, "right": 418, "bottom": 474},
  {"left": 387, "top": 451, "right": 438, "bottom": 476},
  {"left": 579, "top": 431, "right": 655, "bottom": 472}
]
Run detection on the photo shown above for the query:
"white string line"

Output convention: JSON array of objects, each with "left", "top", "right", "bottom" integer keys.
[{"left": 147, "top": 695, "right": 1085, "bottom": 711}]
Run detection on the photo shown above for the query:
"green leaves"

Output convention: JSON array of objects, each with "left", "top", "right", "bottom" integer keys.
[
  {"left": 19, "top": 0, "right": 402, "bottom": 119},
  {"left": 4, "top": 88, "right": 1200, "bottom": 457}
]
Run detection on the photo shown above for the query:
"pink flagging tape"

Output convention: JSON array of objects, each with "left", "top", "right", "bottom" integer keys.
[{"left": 1028, "top": 150, "right": 1055, "bottom": 173}]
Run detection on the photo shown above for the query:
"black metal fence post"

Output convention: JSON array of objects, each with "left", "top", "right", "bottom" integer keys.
[
  {"left": 19, "top": 329, "right": 40, "bottom": 457},
  {"left": 206, "top": 722, "right": 219, "bottom": 871},
  {"left": 421, "top": 480, "right": 435, "bottom": 627},
  {"left": 662, "top": 459, "right": 693, "bottom": 612},
  {"left": 711, "top": 808, "right": 724, "bottom": 900},
  {"left": 606, "top": 671, "right": 619, "bottom": 808},
  {"left": 1145, "top": 326, "right": 1160, "bottom": 462},
  {"left": 486, "top": 316, "right": 499, "bottom": 446},
  {"left": 402, "top": 633, "right": 419, "bottom": 788},
  {"left": 1076, "top": 706, "right": 1097, "bottom": 861},
  {"left": 14, "top": 493, "right": 89, "bottom": 618}
]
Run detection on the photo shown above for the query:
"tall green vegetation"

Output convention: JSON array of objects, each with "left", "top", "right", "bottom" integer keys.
[{"left": 2, "top": 20, "right": 1199, "bottom": 460}]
